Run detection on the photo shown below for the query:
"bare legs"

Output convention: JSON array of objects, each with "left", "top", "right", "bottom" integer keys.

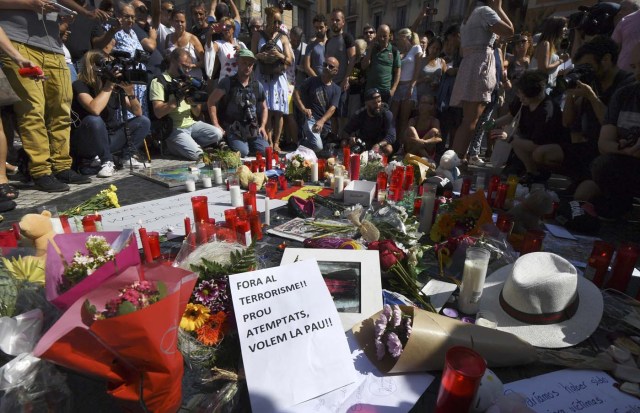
[
  {"left": 267, "top": 111, "right": 284, "bottom": 152},
  {"left": 452, "top": 101, "right": 486, "bottom": 158}
]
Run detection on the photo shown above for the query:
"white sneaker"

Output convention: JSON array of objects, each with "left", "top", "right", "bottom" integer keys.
[
  {"left": 126, "top": 157, "right": 146, "bottom": 169},
  {"left": 97, "top": 161, "right": 116, "bottom": 178},
  {"left": 468, "top": 156, "right": 486, "bottom": 166}
]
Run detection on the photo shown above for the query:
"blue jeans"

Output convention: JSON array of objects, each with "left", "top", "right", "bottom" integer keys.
[
  {"left": 299, "top": 118, "right": 326, "bottom": 152},
  {"left": 71, "top": 115, "right": 150, "bottom": 162},
  {"left": 227, "top": 133, "right": 270, "bottom": 157},
  {"left": 166, "top": 121, "right": 223, "bottom": 161}
]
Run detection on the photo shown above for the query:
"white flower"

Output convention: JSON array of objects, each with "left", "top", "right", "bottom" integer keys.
[{"left": 291, "top": 160, "right": 301, "bottom": 168}]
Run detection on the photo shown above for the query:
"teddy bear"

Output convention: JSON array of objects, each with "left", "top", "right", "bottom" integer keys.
[
  {"left": 507, "top": 188, "right": 554, "bottom": 235},
  {"left": 435, "top": 150, "right": 461, "bottom": 183},
  {"left": 235, "top": 165, "right": 267, "bottom": 190},
  {"left": 19, "top": 210, "right": 56, "bottom": 255}
]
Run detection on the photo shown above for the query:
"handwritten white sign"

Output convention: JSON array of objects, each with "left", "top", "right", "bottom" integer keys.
[
  {"left": 230, "top": 259, "right": 357, "bottom": 412},
  {"left": 99, "top": 186, "right": 286, "bottom": 237},
  {"left": 504, "top": 369, "right": 640, "bottom": 413}
]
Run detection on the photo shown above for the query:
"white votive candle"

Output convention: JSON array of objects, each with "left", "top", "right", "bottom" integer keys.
[
  {"left": 202, "top": 176, "right": 212, "bottom": 188},
  {"left": 212, "top": 167, "right": 223, "bottom": 184},
  {"left": 185, "top": 179, "right": 196, "bottom": 192},
  {"left": 265, "top": 196, "right": 271, "bottom": 226},
  {"left": 230, "top": 185, "right": 243, "bottom": 207},
  {"left": 458, "top": 247, "right": 491, "bottom": 315},
  {"left": 310, "top": 162, "right": 319, "bottom": 182},
  {"left": 334, "top": 175, "right": 344, "bottom": 197}
]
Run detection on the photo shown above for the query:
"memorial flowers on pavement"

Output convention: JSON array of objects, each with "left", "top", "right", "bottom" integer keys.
[
  {"left": 374, "top": 304, "right": 412, "bottom": 360},
  {"left": 60, "top": 235, "right": 115, "bottom": 292},
  {"left": 84, "top": 280, "right": 167, "bottom": 320},
  {"left": 284, "top": 154, "right": 312, "bottom": 181},
  {"left": 61, "top": 185, "right": 120, "bottom": 216}
]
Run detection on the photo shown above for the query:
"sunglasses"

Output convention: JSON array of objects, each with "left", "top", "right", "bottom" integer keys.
[
  {"left": 323, "top": 62, "right": 336, "bottom": 70},
  {"left": 274, "top": 20, "right": 282, "bottom": 25}
]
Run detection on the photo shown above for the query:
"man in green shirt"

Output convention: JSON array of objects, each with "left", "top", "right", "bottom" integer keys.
[
  {"left": 361, "top": 24, "right": 401, "bottom": 104},
  {"left": 150, "top": 48, "right": 224, "bottom": 160}
]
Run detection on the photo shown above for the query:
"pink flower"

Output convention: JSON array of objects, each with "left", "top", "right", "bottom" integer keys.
[
  {"left": 392, "top": 305, "right": 402, "bottom": 327},
  {"left": 375, "top": 338, "right": 386, "bottom": 360},
  {"left": 122, "top": 289, "right": 141, "bottom": 305},
  {"left": 386, "top": 332, "right": 403, "bottom": 358},
  {"left": 374, "top": 314, "right": 388, "bottom": 338},
  {"left": 405, "top": 316, "right": 412, "bottom": 338}
]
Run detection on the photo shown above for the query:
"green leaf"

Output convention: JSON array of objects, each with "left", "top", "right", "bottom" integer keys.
[
  {"left": 190, "top": 243, "right": 258, "bottom": 281},
  {"left": 117, "top": 301, "right": 136, "bottom": 316},
  {"left": 157, "top": 281, "right": 168, "bottom": 299},
  {"left": 0, "top": 273, "right": 17, "bottom": 318},
  {"left": 83, "top": 299, "right": 97, "bottom": 315}
]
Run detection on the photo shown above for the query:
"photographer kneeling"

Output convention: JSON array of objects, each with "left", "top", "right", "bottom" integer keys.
[
  {"left": 341, "top": 88, "right": 396, "bottom": 156},
  {"left": 150, "top": 48, "right": 224, "bottom": 161},
  {"left": 72, "top": 50, "right": 150, "bottom": 178}
]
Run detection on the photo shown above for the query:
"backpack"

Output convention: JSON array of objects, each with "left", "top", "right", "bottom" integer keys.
[
  {"left": 258, "top": 31, "right": 286, "bottom": 76},
  {"left": 148, "top": 75, "right": 174, "bottom": 141},
  {"left": 220, "top": 75, "right": 262, "bottom": 140}
]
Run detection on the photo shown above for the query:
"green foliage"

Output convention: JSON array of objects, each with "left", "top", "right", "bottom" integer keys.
[
  {"left": 0, "top": 271, "right": 18, "bottom": 317},
  {"left": 117, "top": 301, "right": 137, "bottom": 316},
  {"left": 157, "top": 281, "right": 168, "bottom": 299},
  {"left": 190, "top": 243, "right": 257, "bottom": 281}
]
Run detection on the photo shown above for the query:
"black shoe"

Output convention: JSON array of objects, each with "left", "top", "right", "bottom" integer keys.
[
  {"left": 55, "top": 169, "right": 92, "bottom": 184},
  {"left": 0, "top": 199, "right": 16, "bottom": 212},
  {"left": 33, "top": 174, "right": 70, "bottom": 192}
]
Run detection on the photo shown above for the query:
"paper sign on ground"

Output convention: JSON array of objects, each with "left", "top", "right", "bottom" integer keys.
[
  {"left": 544, "top": 223, "right": 578, "bottom": 240},
  {"left": 286, "top": 331, "right": 434, "bottom": 412},
  {"left": 229, "top": 259, "right": 357, "bottom": 412},
  {"left": 99, "top": 187, "right": 286, "bottom": 239},
  {"left": 503, "top": 369, "right": 640, "bottom": 412}
]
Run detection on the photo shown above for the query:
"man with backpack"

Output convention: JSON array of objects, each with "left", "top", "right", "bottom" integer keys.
[
  {"left": 361, "top": 24, "right": 401, "bottom": 105},
  {"left": 150, "top": 48, "right": 224, "bottom": 160},
  {"left": 207, "top": 49, "right": 270, "bottom": 157}
]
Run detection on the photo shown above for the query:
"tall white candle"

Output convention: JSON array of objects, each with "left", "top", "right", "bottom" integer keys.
[
  {"left": 265, "top": 196, "right": 271, "bottom": 226},
  {"left": 458, "top": 247, "right": 491, "bottom": 315},
  {"left": 213, "top": 167, "right": 223, "bottom": 184},
  {"left": 230, "top": 185, "right": 243, "bottom": 207},
  {"left": 418, "top": 184, "right": 436, "bottom": 233},
  {"left": 185, "top": 180, "right": 196, "bottom": 192},
  {"left": 334, "top": 175, "right": 344, "bottom": 197},
  {"left": 310, "top": 162, "right": 319, "bottom": 182}
]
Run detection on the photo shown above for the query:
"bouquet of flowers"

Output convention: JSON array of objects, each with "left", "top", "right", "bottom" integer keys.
[
  {"left": 374, "top": 304, "right": 412, "bottom": 360},
  {"left": 61, "top": 185, "right": 119, "bottom": 216},
  {"left": 284, "top": 154, "right": 312, "bottom": 181},
  {"left": 202, "top": 148, "right": 242, "bottom": 170},
  {"left": 85, "top": 280, "right": 166, "bottom": 320},
  {"left": 430, "top": 191, "right": 493, "bottom": 242},
  {"left": 365, "top": 204, "right": 423, "bottom": 248},
  {"left": 60, "top": 235, "right": 115, "bottom": 292}
]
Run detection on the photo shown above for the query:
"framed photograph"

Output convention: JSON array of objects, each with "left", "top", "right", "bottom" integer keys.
[{"left": 280, "top": 248, "right": 383, "bottom": 331}]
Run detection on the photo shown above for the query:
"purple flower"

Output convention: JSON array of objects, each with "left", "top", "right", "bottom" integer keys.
[
  {"left": 405, "top": 316, "right": 412, "bottom": 338},
  {"left": 386, "top": 332, "right": 403, "bottom": 358},
  {"left": 194, "top": 280, "right": 220, "bottom": 307},
  {"left": 392, "top": 305, "right": 402, "bottom": 327},
  {"left": 374, "top": 314, "right": 388, "bottom": 338},
  {"left": 382, "top": 304, "right": 392, "bottom": 320},
  {"left": 375, "top": 338, "right": 386, "bottom": 360}
]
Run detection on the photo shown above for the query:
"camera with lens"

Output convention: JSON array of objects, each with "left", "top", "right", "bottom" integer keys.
[
  {"left": 567, "top": 2, "right": 620, "bottom": 36},
  {"left": 556, "top": 63, "right": 596, "bottom": 91},
  {"left": 166, "top": 73, "right": 209, "bottom": 104},
  {"left": 350, "top": 138, "right": 367, "bottom": 154},
  {"left": 277, "top": 0, "right": 293, "bottom": 11},
  {"left": 96, "top": 50, "right": 149, "bottom": 84}
]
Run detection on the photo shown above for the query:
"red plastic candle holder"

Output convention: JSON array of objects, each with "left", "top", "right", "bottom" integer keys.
[
  {"left": 265, "top": 180, "right": 278, "bottom": 199},
  {"left": 435, "top": 346, "right": 487, "bottom": 413},
  {"left": 606, "top": 243, "right": 639, "bottom": 293},
  {"left": 191, "top": 196, "right": 209, "bottom": 223},
  {"left": 587, "top": 240, "right": 615, "bottom": 288},
  {"left": 494, "top": 183, "right": 508, "bottom": 209},
  {"left": 148, "top": 231, "right": 161, "bottom": 259},
  {"left": 460, "top": 177, "right": 471, "bottom": 197},
  {"left": 82, "top": 215, "right": 97, "bottom": 232},
  {"left": 403, "top": 165, "right": 415, "bottom": 191},
  {"left": 496, "top": 213, "right": 514, "bottom": 234},
  {"left": 521, "top": 229, "right": 545, "bottom": 254},
  {"left": 350, "top": 154, "right": 361, "bottom": 181},
  {"left": 487, "top": 175, "right": 501, "bottom": 206}
]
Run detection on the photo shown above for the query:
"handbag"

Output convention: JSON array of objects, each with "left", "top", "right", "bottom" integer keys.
[
  {"left": 490, "top": 105, "right": 521, "bottom": 169},
  {"left": 258, "top": 31, "right": 286, "bottom": 76},
  {"left": 0, "top": 68, "right": 21, "bottom": 107}
]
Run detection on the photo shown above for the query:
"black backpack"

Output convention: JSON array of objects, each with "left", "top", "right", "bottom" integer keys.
[
  {"left": 148, "top": 75, "right": 174, "bottom": 141},
  {"left": 258, "top": 31, "right": 286, "bottom": 76}
]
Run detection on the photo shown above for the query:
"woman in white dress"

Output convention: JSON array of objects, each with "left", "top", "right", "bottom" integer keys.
[
  {"left": 164, "top": 9, "right": 204, "bottom": 79},
  {"left": 204, "top": 16, "right": 246, "bottom": 82}
]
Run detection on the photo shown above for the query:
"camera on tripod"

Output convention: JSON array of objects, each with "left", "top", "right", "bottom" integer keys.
[
  {"left": 96, "top": 50, "right": 149, "bottom": 84},
  {"left": 556, "top": 63, "right": 596, "bottom": 91},
  {"left": 166, "top": 74, "right": 209, "bottom": 104}
]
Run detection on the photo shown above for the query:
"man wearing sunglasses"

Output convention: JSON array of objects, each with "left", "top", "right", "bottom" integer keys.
[
  {"left": 342, "top": 88, "right": 395, "bottom": 156},
  {"left": 362, "top": 24, "right": 376, "bottom": 47},
  {"left": 293, "top": 57, "right": 341, "bottom": 152}
]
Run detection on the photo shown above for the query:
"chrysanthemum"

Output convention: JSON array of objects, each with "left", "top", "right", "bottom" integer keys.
[
  {"left": 194, "top": 280, "right": 219, "bottom": 307},
  {"left": 196, "top": 312, "right": 227, "bottom": 346},
  {"left": 180, "top": 303, "right": 210, "bottom": 332}
]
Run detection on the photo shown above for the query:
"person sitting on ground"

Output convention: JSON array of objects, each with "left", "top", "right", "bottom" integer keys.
[
  {"left": 71, "top": 50, "right": 150, "bottom": 177},
  {"left": 489, "top": 70, "right": 568, "bottom": 184},
  {"left": 207, "top": 48, "right": 270, "bottom": 157},
  {"left": 404, "top": 94, "right": 442, "bottom": 160},
  {"left": 341, "top": 88, "right": 396, "bottom": 156},
  {"left": 573, "top": 43, "right": 640, "bottom": 219},
  {"left": 150, "top": 48, "right": 224, "bottom": 160},
  {"left": 293, "top": 57, "right": 341, "bottom": 153},
  {"left": 534, "top": 36, "right": 634, "bottom": 190}
]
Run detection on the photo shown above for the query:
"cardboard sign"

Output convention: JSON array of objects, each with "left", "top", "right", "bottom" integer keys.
[
  {"left": 504, "top": 369, "right": 640, "bottom": 412},
  {"left": 229, "top": 259, "right": 357, "bottom": 412}
]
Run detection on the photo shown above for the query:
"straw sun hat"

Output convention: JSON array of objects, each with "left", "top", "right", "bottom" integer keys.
[{"left": 478, "top": 252, "right": 603, "bottom": 348}]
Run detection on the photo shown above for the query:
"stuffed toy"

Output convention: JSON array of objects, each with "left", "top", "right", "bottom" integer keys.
[
  {"left": 19, "top": 210, "right": 56, "bottom": 255},
  {"left": 235, "top": 165, "right": 267, "bottom": 190},
  {"left": 507, "top": 188, "right": 553, "bottom": 235},
  {"left": 435, "top": 150, "right": 461, "bottom": 183},
  {"left": 404, "top": 154, "right": 435, "bottom": 185}
]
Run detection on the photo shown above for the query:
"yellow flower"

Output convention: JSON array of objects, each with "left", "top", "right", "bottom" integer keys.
[
  {"left": 107, "top": 192, "right": 120, "bottom": 208},
  {"left": 1, "top": 256, "right": 45, "bottom": 284},
  {"left": 109, "top": 185, "right": 117, "bottom": 192},
  {"left": 180, "top": 303, "right": 210, "bottom": 331}
]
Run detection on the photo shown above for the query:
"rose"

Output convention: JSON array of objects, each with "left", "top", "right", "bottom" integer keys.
[{"left": 368, "top": 239, "right": 406, "bottom": 271}]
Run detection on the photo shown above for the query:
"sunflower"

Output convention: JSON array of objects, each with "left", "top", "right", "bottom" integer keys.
[
  {"left": 196, "top": 311, "right": 227, "bottom": 346},
  {"left": 180, "top": 303, "right": 210, "bottom": 331}
]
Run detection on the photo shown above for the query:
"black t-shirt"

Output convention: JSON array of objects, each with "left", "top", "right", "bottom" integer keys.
[
  {"left": 298, "top": 76, "right": 341, "bottom": 121},
  {"left": 191, "top": 24, "right": 209, "bottom": 48},
  {"left": 72, "top": 80, "right": 120, "bottom": 131},
  {"left": 509, "top": 96, "right": 567, "bottom": 145},
  {"left": 325, "top": 32, "right": 355, "bottom": 84},
  {"left": 344, "top": 105, "right": 396, "bottom": 146},
  {"left": 66, "top": 14, "right": 99, "bottom": 62},
  {"left": 132, "top": 24, "right": 164, "bottom": 77},
  {"left": 605, "top": 82, "right": 640, "bottom": 141},
  {"left": 216, "top": 75, "right": 266, "bottom": 126}
]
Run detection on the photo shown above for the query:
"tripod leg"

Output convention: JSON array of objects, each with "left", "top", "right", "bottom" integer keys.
[{"left": 143, "top": 137, "right": 152, "bottom": 163}]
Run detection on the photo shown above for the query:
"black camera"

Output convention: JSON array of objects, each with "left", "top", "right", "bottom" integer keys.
[
  {"left": 567, "top": 2, "right": 620, "bottom": 36},
  {"left": 350, "top": 138, "right": 367, "bottom": 154},
  {"left": 277, "top": 0, "right": 293, "bottom": 11},
  {"left": 96, "top": 50, "right": 149, "bottom": 84},
  {"left": 557, "top": 63, "right": 596, "bottom": 91},
  {"left": 166, "top": 73, "right": 209, "bottom": 104}
]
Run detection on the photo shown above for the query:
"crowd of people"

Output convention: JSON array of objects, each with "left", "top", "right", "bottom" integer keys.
[{"left": 0, "top": 0, "right": 639, "bottom": 219}]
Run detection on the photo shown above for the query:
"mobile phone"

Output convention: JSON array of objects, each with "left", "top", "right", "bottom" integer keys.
[
  {"left": 19, "top": 66, "right": 44, "bottom": 78},
  {"left": 50, "top": 2, "right": 78, "bottom": 16},
  {"left": 211, "top": 22, "right": 223, "bottom": 33}
]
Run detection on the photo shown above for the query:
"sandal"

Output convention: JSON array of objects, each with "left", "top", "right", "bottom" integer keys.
[
  {"left": 5, "top": 163, "right": 18, "bottom": 176},
  {"left": 0, "top": 183, "right": 19, "bottom": 200}
]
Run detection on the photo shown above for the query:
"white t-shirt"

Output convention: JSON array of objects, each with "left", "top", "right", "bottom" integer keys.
[
  {"left": 461, "top": 5, "right": 500, "bottom": 49},
  {"left": 399, "top": 44, "right": 422, "bottom": 82},
  {"left": 157, "top": 24, "right": 174, "bottom": 53}
]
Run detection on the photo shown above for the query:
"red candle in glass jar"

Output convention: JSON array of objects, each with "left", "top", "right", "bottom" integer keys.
[
  {"left": 521, "top": 229, "right": 545, "bottom": 254},
  {"left": 82, "top": 215, "right": 97, "bottom": 232},
  {"left": 350, "top": 154, "right": 361, "bottom": 181},
  {"left": 496, "top": 213, "right": 514, "bottom": 234},
  {"left": 403, "top": 165, "right": 415, "bottom": 191},
  {"left": 494, "top": 183, "right": 508, "bottom": 209},
  {"left": 59, "top": 215, "right": 72, "bottom": 233},
  {"left": 243, "top": 192, "right": 253, "bottom": 212},
  {"left": 317, "top": 158, "right": 326, "bottom": 177},
  {"left": 236, "top": 219, "right": 252, "bottom": 246},
  {"left": 413, "top": 197, "right": 422, "bottom": 216},
  {"left": 389, "top": 166, "right": 405, "bottom": 201},
  {"left": 191, "top": 196, "right": 209, "bottom": 223},
  {"left": 487, "top": 175, "right": 501, "bottom": 206},
  {"left": 184, "top": 216, "right": 191, "bottom": 236},
  {"left": 460, "top": 177, "right": 471, "bottom": 197},
  {"left": 278, "top": 175, "right": 288, "bottom": 190},
  {"left": 435, "top": 346, "right": 486, "bottom": 413},
  {"left": 586, "top": 241, "right": 615, "bottom": 287},
  {"left": 249, "top": 211, "right": 263, "bottom": 240},
  {"left": 147, "top": 231, "right": 161, "bottom": 259},
  {"left": 342, "top": 147, "right": 351, "bottom": 176},
  {"left": 265, "top": 147, "right": 273, "bottom": 171},
  {"left": 606, "top": 243, "right": 639, "bottom": 293},
  {"left": 376, "top": 171, "right": 388, "bottom": 190}
]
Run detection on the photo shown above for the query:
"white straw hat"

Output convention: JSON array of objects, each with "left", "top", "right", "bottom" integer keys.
[{"left": 478, "top": 252, "right": 603, "bottom": 348}]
